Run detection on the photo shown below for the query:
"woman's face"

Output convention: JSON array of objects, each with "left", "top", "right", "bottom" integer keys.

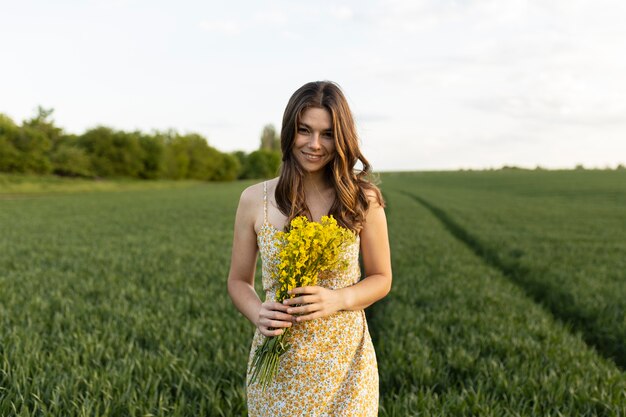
[{"left": 292, "top": 107, "right": 336, "bottom": 174}]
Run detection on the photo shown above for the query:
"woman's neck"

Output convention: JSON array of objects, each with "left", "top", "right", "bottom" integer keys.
[
  {"left": 301, "top": 172, "right": 335, "bottom": 214},
  {"left": 302, "top": 171, "right": 331, "bottom": 194}
]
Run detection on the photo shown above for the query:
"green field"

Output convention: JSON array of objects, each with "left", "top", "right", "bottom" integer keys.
[{"left": 1, "top": 170, "right": 625, "bottom": 416}]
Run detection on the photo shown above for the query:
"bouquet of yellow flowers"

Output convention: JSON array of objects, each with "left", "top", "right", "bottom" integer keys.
[{"left": 248, "top": 215, "right": 356, "bottom": 390}]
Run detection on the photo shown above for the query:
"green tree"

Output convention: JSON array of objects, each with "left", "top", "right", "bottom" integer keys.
[
  {"left": 1, "top": 106, "right": 59, "bottom": 174},
  {"left": 78, "top": 127, "right": 144, "bottom": 177},
  {"left": 49, "top": 140, "right": 94, "bottom": 177},
  {"left": 17, "top": 126, "right": 53, "bottom": 174},
  {"left": 241, "top": 149, "right": 281, "bottom": 179},
  {"left": 24, "top": 106, "right": 63, "bottom": 147},
  {"left": 185, "top": 133, "right": 220, "bottom": 180},
  {"left": 231, "top": 151, "right": 248, "bottom": 179},
  {"left": 260, "top": 124, "right": 281, "bottom": 152},
  {"left": 1, "top": 108, "right": 247, "bottom": 182},
  {"left": 138, "top": 133, "right": 165, "bottom": 179},
  {"left": 162, "top": 132, "right": 237, "bottom": 181},
  {"left": 213, "top": 152, "right": 241, "bottom": 181},
  {"left": 0, "top": 114, "right": 22, "bottom": 172},
  {"left": 162, "top": 132, "right": 190, "bottom": 180}
]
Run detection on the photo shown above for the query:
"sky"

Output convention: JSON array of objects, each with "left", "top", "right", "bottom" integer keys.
[{"left": 2, "top": 0, "right": 625, "bottom": 171}]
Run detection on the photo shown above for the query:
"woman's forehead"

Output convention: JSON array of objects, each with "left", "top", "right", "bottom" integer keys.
[{"left": 298, "top": 107, "right": 332, "bottom": 129}]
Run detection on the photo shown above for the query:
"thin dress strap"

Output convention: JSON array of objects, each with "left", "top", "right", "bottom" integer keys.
[{"left": 263, "top": 181, "right": 268, "bottom": 224}]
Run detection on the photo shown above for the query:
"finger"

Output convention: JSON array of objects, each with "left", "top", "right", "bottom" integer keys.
[
  {"left": 288, "top": 286, "right": 318, "bottom": 296},
  {"left": 261, "top": 328, "right": 285, "bottom": 337},
  {"left": 263, "top": 301, "right": 289, "bottom": 310},
  {"left": 295, "top": 311, "right": 322, "bottom": 322},
  {"left": 283, "top": 295, "right": 316, "bottom": 306},
  {"left": 271, "top": 311, "right": 295, "bottom": 321},
  {"left": 260, "top": 314, "right": 294, "bottom": 326},
  {"left": 287, "top": 303, "right": 321, "bottom": 315},
  {"left": 266, "top": 319, "right": 293, "bottom": 328},
  {"left": 261, "top": 309, "right": 289, "bottom": 319},
  {"left": 259, "top": 305, "right": 290, "bottom": 320}
]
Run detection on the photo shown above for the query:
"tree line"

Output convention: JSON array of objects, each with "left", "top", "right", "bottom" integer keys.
[{"left": 0, "top": 107, "right": 282, "bottom": 181}]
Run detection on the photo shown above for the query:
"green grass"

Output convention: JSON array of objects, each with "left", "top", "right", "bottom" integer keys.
[
  {"left": 380, "top": 170, "right": 626, "bottom": 369},
  {"left": 0, "top": 173, "right": 202, "bottom": 195},
  {"left": 1, "top": 170, "right": 625, "bottom": 415},
  {"left": 372, "top": 189, "right": 626, "bottom": 416},
  {"left": 0, "top": 183, "right": 255, "bottom": 416}
]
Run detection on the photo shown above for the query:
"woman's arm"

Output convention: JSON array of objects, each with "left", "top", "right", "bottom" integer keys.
[
  {"left": 227, "top": 185, "right": 295, "bottom": 336},
  {"left": 283, "top": 190, "right": 392, "bottom": 321}
]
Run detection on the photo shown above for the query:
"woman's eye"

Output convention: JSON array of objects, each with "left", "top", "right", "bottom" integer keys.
[
  {"left": 298, "top": 127, "right": 308, "bottom": 133},
  {"left": 322, "top": 132, "right": 333, "bottom": 138}
]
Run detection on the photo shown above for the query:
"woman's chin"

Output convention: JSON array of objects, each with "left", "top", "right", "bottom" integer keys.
[{"left": 300, "top": 160, "right": 329, "bottom": 174}]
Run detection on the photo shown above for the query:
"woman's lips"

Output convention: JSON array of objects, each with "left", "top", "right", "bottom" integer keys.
[{"left": 303, "top": 152, "right": 323, "bottom": 161}]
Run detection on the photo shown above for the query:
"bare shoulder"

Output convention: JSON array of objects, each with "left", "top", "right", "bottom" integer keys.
[
  {"left": 265, "top": 176, "right": 280, "bottom": 193},
  {"left": 239, "top": 182, "right": 263, "bottom": 205},
  {"left": 237, "top": 178, "right": 280, "bottom": 230},
  {"left": 236, "top": 182, "right": 263, "bottom": 225},
  {"left": 240, "top": 178, "right": 279, "bottom": 203}
]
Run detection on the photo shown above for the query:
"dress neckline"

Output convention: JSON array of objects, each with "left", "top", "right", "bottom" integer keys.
[
  {"left": 258, "top": 221, "right": 360, "bottom": 243},
  {"left": 260, "top": 181, "right": 360, "bottom": 241}
]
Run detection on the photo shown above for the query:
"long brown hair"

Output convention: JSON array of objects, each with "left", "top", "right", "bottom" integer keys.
[{"left": 275, "top": 81, "right": 384, "bottom": 233}]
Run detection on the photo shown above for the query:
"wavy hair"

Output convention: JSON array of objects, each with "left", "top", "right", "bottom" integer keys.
[{"left": 275, "top": 81, "right": 384, "bottom": 233}]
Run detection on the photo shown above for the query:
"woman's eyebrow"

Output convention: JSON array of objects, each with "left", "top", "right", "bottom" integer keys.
[{"left": 298, "top": 123, "right": 332, "bottom": 132}]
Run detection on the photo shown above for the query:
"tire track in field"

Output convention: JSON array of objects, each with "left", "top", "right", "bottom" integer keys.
[{"left": 397, "top": 189, "right": 626, "bottom": 371}]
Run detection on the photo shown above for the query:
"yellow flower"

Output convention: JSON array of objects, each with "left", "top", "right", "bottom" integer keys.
[{"left": 274, "top": 215, "right": 353, "bottom": 300}]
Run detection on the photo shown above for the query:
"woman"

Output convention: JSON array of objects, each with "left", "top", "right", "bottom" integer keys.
[{"left": 227, "top": 81, "right": 392, "bottom": 416}]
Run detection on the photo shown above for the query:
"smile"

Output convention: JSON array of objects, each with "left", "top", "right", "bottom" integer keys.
[{"left": 303, "top": 152, "right": 324, "bottom": 161}]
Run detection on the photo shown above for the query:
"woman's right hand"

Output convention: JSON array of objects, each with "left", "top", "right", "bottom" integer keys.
[{"left": 256, "top": 301, "right": 295, "bottom": 337}]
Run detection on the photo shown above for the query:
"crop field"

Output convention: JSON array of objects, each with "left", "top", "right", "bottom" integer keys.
[{"left": 1, "top": 170, "right": 625, "bottom": 416}]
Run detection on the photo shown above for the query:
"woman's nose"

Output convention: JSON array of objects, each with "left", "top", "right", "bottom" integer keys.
[{"left": 309, "top": 133, "right": 321, "bottom": 150}]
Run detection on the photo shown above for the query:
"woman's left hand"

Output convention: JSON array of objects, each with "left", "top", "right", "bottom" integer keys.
[{"left": 282, "top": 286, "right": 346, "bottom": 322}]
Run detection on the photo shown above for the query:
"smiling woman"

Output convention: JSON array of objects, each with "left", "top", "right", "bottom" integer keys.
[
  {"left": 227, "top": 81, "right": 392, "bottom": 416},
  {"left": 292, "top": 107, "right": 336, "bottom": 169}
]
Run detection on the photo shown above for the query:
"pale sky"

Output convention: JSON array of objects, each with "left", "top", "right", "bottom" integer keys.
[{"left": 2, "top": 0, "right": 625, "bottom": 171}]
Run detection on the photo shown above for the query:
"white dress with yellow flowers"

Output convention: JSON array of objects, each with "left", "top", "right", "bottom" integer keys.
[{"left": 246, "top": 181, "right": 379, "bottom": 416}]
